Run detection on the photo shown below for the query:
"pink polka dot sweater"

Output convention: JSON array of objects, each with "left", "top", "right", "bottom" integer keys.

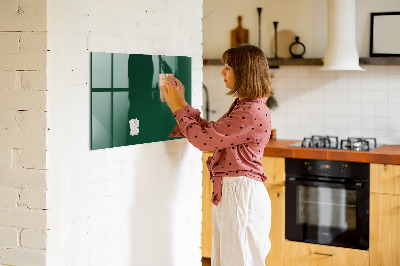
[{"left": 169, "top": 97, "right": 271, "bottom": 206}]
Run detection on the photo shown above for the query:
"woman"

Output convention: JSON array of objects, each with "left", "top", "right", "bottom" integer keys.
[{"left": 162, "top": 44, "right": 273, "bottom": 266}]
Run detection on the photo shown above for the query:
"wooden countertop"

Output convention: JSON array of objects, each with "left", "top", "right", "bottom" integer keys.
[{"left": 263, "top": 139, "right": 400, "bottom": 165}]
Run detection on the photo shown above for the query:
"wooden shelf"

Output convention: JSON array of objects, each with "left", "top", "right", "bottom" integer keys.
[
  {"left": 203, "top": 58, "right": 323, "bottom": 67},
  {"left": 202, "top": 59, "right": 223, "bottom": 66},
  {"left": 268, "top": 58, "right": 322, "bottom": 67},
  {"left": 203, "top": 57, "right": 400, "bottom": 67},
  {"left": 359, "top": 57, "right": 400, "bottom": 65}
]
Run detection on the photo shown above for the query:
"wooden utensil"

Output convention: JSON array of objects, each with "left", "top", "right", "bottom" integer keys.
[{"left": 231, "top": 16, "right": 249, "bottom": 48}]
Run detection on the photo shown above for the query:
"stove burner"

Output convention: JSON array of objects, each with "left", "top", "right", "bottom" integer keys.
[
  {"left": 295, "top": 136, "right": 379, "bottom": 151},
  {"left": 301, "top": 135, "right": 339, "bottom": 149},
  {"left": 340, "top": 137, "right": 377, "bottom": 151}
]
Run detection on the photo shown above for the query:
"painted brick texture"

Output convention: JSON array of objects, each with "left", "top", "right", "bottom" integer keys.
[
  {"left": 46, "top": 0, "right": 203, "bottom": 266},
  {"left": 0, "top": 227, "right": 19, "bottom": 247},
  {"left": 21, "top": 229, "right": 47, "bottom": 250},
  {"left": 2, "top": 0, "right": 204, "bottom": 265},
  {"left": 0, "top": 0, "right": 48, "bottom": 265}
]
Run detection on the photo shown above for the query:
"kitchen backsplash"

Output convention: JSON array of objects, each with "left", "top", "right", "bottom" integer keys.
[{"left": 203, "top": 65, "right": 400, "bottom": 144}]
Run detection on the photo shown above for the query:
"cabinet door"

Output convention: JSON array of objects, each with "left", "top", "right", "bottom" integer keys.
[
  {"left": 261, "top": 156, "right": 285, "bottom": 185},
  {"left": 202, "top": 152, "right": 213, "bottom": 258},
  {"left": 284, "top": 241, "right": 369, "bottom": 266},
  {"left": 264, "top": 185, "right": 284, "bottom": 266},
  {"left": 370, "top": 163, "right": 400, "bottom": 195},
  {"left": 370, "top": 193, "right": 400, "bottom": 266}
]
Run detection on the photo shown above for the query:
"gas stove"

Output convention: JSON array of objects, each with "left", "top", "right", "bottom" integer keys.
[{"left": 289, "top": 135, "right": 381, "bottom": 151}]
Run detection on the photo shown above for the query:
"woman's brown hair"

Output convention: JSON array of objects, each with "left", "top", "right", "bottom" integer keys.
[{"left": 221, "top": 44, "right": 273, "bottom": 99}]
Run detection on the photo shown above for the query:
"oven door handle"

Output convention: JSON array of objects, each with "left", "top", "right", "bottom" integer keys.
[{"left": 287, "top": 177, "right": 364, "bottom": 189}]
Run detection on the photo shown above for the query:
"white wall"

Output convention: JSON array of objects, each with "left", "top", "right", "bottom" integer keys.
[
  {"left": 271, "top": 65, "right": 400, "bottom": 144},
  {"left": 203, "top": 0, "right": 400, "bottom": 145},
  {"left": 0, "top": 0, "right": 48, "bottom": 265},
  {"left": 46, "top": 0, "right": 203, "bottom": 266},
  {"left": 204, "top": 0, "right": 326, "bottom": 59},
  {"left": 203, "top": 0, "right": 400, "bottom": 58}
]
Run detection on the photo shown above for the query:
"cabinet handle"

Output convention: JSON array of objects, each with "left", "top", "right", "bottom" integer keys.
[{"left": 314, "top": 252, "right": 335, "bottom": 257}]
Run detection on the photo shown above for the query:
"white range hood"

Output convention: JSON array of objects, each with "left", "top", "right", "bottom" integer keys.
[{"left": 320, "top": 0, "right": 365, "bottom": 71}]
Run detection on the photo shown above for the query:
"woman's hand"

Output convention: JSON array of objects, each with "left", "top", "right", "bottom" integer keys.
[
  {"left": 170, "top": 76, "right": 187, "bottom": 108},
  {"left": 161, "top": 78, "right": 184, "bottom": 113}
]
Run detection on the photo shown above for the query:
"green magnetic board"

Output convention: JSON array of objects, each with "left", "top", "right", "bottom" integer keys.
[{"left": 90, "top": 52, "right": 191, "bottom": 150}]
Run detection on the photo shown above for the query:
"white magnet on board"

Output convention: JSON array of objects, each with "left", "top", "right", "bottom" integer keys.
[{"left": 129, "top": 118, "right": 139, "bottom": 136}]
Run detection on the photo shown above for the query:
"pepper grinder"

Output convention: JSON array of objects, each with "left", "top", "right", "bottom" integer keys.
[{"left": 273, "top": 21, "right": 279, "bottom": 58}]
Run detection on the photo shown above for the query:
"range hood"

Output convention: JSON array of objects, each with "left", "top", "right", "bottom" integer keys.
[{"left": 320, "top": 0, "right": 365, "bottom": 71}]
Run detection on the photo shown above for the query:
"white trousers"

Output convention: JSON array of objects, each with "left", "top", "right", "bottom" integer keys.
[{"left": 212, "top": 176, "right": 271, "bottom": 266}]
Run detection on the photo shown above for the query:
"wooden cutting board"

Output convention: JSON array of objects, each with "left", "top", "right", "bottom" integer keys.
[{"left": 231, "top": 16, "right": 249, "bottom": 48}]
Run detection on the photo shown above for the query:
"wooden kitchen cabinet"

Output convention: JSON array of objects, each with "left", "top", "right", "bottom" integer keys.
[
  {"left": 370, "top": 163, "right": 400, "bottom": 195},
  {"left": 370, "top": 193, "right": 400, "bottom": 266},
  {"left": 262, "top": 156, "right": 285, "bottom": 266},
  {"left": 284, "top": 241, "right": 369, "bottom": 266},
  {"left": 370, "top": 163, "right": 400, "bottom": 266},
  {"left": 261, "top": 156, "right": 285, "bottom": 186},
  {"left": 202, "top": 152, "right": 213, "bottom": 258},
  {"left": 264, "top": 184, "right": 285, "bottom": 266},
  {"left": 201, "top": 154, "right": 286, "bottom": 266}
]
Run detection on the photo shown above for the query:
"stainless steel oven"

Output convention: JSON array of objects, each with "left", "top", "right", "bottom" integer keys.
[{"left": 285, "top": 158, "right": 369, "bottom": 250}]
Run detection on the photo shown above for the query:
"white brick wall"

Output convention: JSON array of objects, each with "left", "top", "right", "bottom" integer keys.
[
  {"left": 0, "top": 169, "right": 47, "bottom": 189},
  {"left": 0, "top": 208, "right": 46, "bottom": 230},
  {"left": 0, "top": 247, "right": 46, "bottom": 266},
  {"left": 0, "top": 0, "right": 48, "bottom": 265},
  {"left": 3, "top": 1, "right": 204, "bottom": 265},
  {"left": 0, "top": 227, "right": 19, "bottom": 247},
  {"left": 0, "top": 187, "right": 19, "bottom": 208},
  {"left": 47, "top": 1, "right": 203, "bottom": 266},
  {"left": 21, "top": 229, "right": 47, "bottom": 250}
]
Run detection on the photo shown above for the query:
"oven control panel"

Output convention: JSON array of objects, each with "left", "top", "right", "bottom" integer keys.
[
  {"left": 318, "top": 162, "right": 331, "bottom": 173},
  {"left": 286, "top": 158, "right": 369, "bottom": 180}
]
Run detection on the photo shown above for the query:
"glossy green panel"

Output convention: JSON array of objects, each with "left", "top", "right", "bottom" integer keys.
[
  {"left": 113, "top": 91, "right": 130, "bottom": 147},
  {"left": 113, "top": 53, "right": 129, "bottom": 89},
  {"left": 91, "top": 92, "right": 112, "bottom": 149},
  {"left": 90, "top": 52, "right": 191, "bottom": 150},
  {"left": 91, "top": 52, "right": 111, "bottom": 88}
]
